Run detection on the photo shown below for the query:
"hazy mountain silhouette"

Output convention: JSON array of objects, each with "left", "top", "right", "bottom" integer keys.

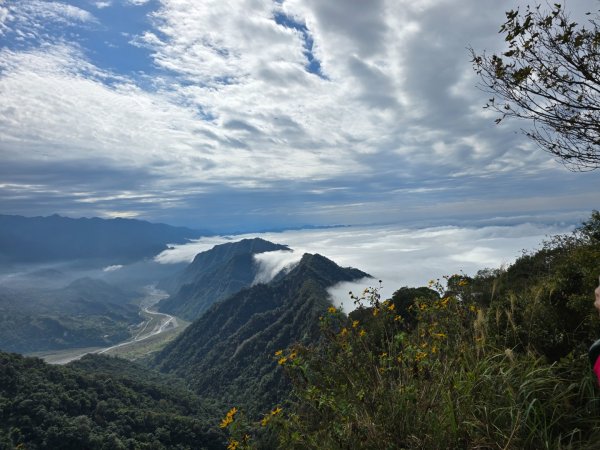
[{"left": 0, "top": 214, "right": 207, "bottom": 264}]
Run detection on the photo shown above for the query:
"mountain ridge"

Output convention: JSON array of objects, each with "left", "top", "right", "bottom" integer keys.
[
  {"left": 158, "top": 238, "right": 290, "bottom": 320},
  {"left": 153, "top": 252, "right": 370, "bottom": 413},
  {"left": 0, "top": 214, "right": 208, "bottom": 264}
]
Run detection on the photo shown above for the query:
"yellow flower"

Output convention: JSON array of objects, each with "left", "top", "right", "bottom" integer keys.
[
  {"left": 415, "top": 351, "right": 428, "bottom": 362},
  {"left": 328, "top": 306, "right": 337, "bottom": 313},
  {"left": 431, "top": 345, "right": 438, "bottom": 354},
  {"left": 352, "top": 320, "right": 359, "bottom": 328},
  {"left": 372, "top": 307, "right": 380, "bottom": 317},
  {"left": 220, "top": 407, "right": 238, "bottom": 428},
  {"left": 469, "top": 305, "right": 477, "bottom": 312},
  {"left": 274, "top": 350, "right": 283, "bottom": 356},
  {"left": 227, "top": 439, "right": 239, "bottom": 450},
  {"left": 220, "top": 416, "right": 232, "bottom": 428},
  {"left": 359, "top": 329, "right": 367, "bottom": 337},
  {"left": 261, "top": 416, "right": 270, "bottom": 427},
  {"left": 380, "top": 352, "right": 388, "bottom": 358},
  {"left": 388, "top": 303, "right": 396, "bottom": 311},
  {"left": 271, "top": 406, "right": 283, "bottom": 416},
  {"left": 278, "top": 356, "right": 288, "bottom": 365},
  {"left": 289, "top": 351, "right": 297, "bottom": 360}
]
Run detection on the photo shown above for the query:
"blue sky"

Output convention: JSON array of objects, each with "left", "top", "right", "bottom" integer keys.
[{"left": 0, "top": 0, "right": 598, "bottom": 232}]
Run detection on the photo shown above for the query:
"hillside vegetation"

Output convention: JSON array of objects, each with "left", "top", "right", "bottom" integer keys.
[
  {"left": 219, "top": 212, "right": 600, "bottom": 449},
  {"left": 154, "top": 253, "right": 369, "bottom": 415},
  {"left": 0, "top": 353, "right": 223, "bottom": 449},
  {"left": 0, "top": 278, "right": 140, "bottom": 354}
]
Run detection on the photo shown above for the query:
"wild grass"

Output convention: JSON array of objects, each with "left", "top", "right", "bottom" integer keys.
[{"left": 219, "top": 213, "right": 600, "bottom": 450}]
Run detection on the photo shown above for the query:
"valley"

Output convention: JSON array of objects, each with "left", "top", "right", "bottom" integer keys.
[{"left": 30, "top": 285, "right": 189, "bottom": 364}]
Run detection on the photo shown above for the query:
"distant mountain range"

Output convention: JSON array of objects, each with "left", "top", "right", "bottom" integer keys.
[
  {"left": 158, "top": 238, "right": 291, "bottom": 320},
  {"left": 0, "top": 214, "right": 208, "bottom": 264},
  {"left": 153, "top": 252, "right": 370, "bottom": 413}
]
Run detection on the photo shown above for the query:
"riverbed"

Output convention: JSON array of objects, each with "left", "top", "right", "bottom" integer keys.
[{"left": 34, "top": 285, "right": 186, "bottom": 364}]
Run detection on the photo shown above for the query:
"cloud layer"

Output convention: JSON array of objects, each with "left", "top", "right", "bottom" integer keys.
[{"left": 155, "top": 221, "right": 573, "bottom": 309}]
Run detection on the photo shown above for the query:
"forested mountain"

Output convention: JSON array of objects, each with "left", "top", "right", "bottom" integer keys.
[
  {"left": 0, "top": 352, "right": 224, "bottom": 449},
  {"left": 158, "top": 238, "right": 290, "bottom": 320},
  {"left": 0, "top": 278, "right": 140, "bottom": 353},
  {"left": 0, "top": 214, "right": 206, "bottom": 264},
  {"left": 153, "top": 253, "right": 370, "bottom": 414}
]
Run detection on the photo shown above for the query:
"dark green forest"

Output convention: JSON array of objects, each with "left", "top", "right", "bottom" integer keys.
[{"left": 0, "top": 353, "right": 223, "bottom": 449}]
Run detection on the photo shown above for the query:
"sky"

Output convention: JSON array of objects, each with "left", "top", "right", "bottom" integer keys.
[{"left": 0, "top": 0, "right": 598, "bottom": 232}]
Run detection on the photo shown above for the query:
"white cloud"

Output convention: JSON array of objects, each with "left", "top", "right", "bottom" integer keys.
[
  {"left": 0, "top": 6, "right": 9, "bottom": 35},
  {"left": 3, "top": 1, "right": 96, "bottom": 34},
  {"left": 252, "top": 249, "right": 302, "bottom": 284},
  {"left": 154, "top": 221, "right": 573, "bottom": 307}
]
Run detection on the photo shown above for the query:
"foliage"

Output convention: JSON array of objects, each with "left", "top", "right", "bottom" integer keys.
[
  {"left": 0, "top": 278, "right": 140, "bottom": 354},
  {"left": 0, "top": 353, "right": 224, "bottom": 449},
  {"left": 472, "top": 4, "right": 600, "bottom": 170},
  {"left": 220, "top": 212, "right": 600, "bottom": 449},
  {"left": 153, "top": 253, "right": 369, "bottom": 416}
]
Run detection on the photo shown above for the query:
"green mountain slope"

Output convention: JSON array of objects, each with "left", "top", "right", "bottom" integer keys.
[
  {"left": 0, "top": 352, "right": 224, "bottom": 449},
  {"left": 158, "top": 238, "right": 290, "bottom": 320},
  {"left": 153, "top": 253, "right": 370, "bottom": 414},
  {"left": 0, "top": 278, "right": 140, "bottom": 353}
]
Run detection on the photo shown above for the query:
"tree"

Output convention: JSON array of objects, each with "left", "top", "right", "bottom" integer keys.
[{"left": 472, "top": 3, "right": 600, "bottom": 170}]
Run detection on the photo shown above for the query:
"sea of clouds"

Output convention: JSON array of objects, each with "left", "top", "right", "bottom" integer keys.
[{"left": 155, "top": 222, "right": 573, "bottom": 312}]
